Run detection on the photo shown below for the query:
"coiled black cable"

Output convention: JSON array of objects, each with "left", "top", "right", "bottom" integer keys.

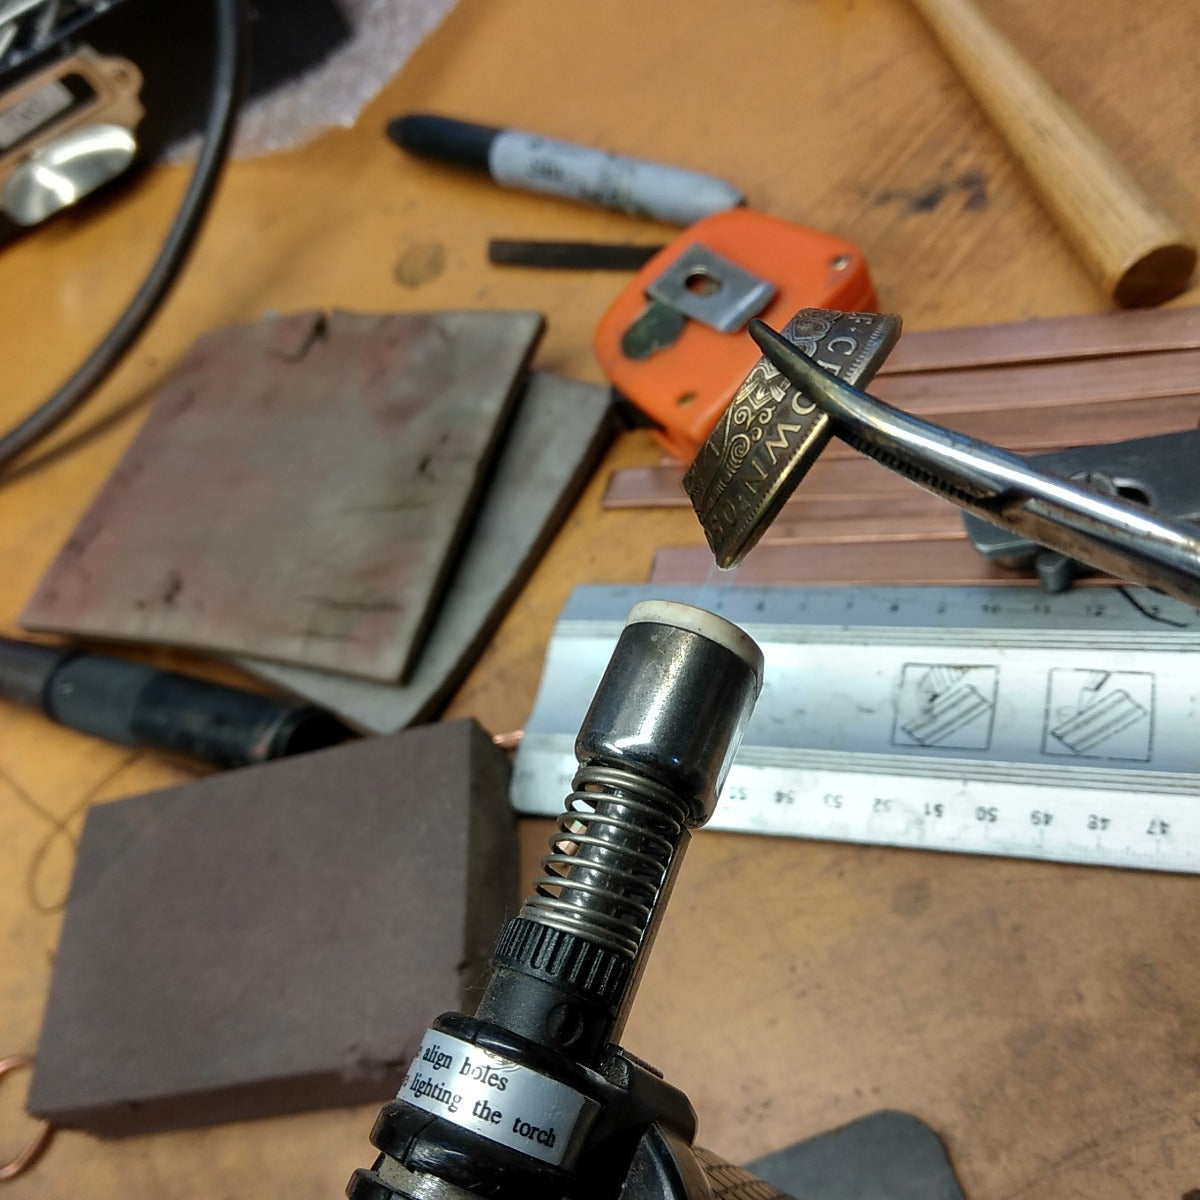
[{"left": 0, "top": 0, "right": 247, "bottom": 471}]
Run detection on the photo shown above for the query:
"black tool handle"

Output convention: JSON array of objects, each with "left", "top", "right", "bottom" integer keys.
[
  {"left": 694, "top": 1147, "right": 792, "bottom": 1200},
  {"left": 47, "top": 653, "right": 349, "bottom": 766},
  {"left": 618, "top": 1128, "right": 793, "bottom": 1200},
  {"left": 0, "top": 637, "right": 349, "bottom": 767}
]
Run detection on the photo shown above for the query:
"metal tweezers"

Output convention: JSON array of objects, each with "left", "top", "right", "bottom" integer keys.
[{"left": 749, "top": 319, "right": 1200, "bottom": 610}]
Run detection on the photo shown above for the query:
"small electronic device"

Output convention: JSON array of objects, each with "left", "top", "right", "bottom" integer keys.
[{"left": 0, "top": 0, "right": 349, "bottom": 246}]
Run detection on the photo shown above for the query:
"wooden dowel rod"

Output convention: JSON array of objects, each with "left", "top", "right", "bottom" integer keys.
[{"left": 910, "top": 0, "right": 1196, "bottom": 306}]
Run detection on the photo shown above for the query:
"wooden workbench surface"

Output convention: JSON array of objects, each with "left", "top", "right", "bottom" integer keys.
[{"left": 2, "top": 2, "right": 1198, "bottom": 1196}]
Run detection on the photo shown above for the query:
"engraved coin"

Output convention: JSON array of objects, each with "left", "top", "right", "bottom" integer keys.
[{"left": 683, "top": 308, "right": 902, "bottom": 568}]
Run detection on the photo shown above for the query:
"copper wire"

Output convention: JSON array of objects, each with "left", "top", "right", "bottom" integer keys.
[{"left": 0, "top": 1055, "right": 55, "bottom": 1181}]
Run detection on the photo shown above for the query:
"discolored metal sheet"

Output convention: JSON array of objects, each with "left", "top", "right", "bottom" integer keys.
[
  {"left": 21, "top": 310, "right": 544, "bottom": 681},
  {"left": 234, "top": 372, "right": 614, "bottom": 733}
]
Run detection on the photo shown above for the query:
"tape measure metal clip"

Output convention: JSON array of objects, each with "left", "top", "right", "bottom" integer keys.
[{"left": 594, "top": 208, "right": 876, "bottom": 458}]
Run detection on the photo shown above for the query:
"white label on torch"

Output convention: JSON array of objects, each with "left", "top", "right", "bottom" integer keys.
[{"left": 398, "top": 1028, "right": 597, "bottom": 1168}]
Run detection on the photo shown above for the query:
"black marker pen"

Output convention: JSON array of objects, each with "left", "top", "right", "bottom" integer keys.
[{"left": 388, "top": 113, "right": 744, "bottom": 225}]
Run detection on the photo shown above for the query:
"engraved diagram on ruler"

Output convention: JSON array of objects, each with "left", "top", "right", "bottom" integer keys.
[
  {"left": 1041, "top": 669, "right": 1154, "bottom": 761},
  {"left": 891, "top": 663, "right": 998, "bottom": 750}
]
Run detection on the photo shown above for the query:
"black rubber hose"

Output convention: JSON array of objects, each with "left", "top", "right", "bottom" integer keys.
[{"left": 0, "top": 0, "right": 248, "bottom": 471}]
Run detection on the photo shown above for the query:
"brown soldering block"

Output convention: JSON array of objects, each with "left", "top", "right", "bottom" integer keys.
[{"left": 26, "top": 719, "right": 517, "bottom": 1137}]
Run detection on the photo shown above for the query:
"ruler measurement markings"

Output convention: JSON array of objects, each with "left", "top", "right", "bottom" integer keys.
[
  {"left": 513, "top": 739, "right": 1195, "bottom": 870},
  {"left": 516, "top": 586, "right": 1200, "bottom": 873}
]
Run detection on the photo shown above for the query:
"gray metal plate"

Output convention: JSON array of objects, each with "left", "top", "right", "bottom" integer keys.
[
  {"left": 747, "top": 1110, "right": 965, "bottom": 1200},
  {"left": 646, "top": 243, "right": 775, "bottom": 333},
  {"left": 235, "top": 372, "right": 613, "bottom": 733}
]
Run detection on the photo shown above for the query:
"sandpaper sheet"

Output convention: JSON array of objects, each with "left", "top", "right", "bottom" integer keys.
[
  {"left": 234, "top": 371, "right": 613, "bottom": 733},
  {"left": 21, "top": 309, "right": 544, "bottom": 681},
  {"left": 26, "top": 719, "right": 518, "bottom": 1137}
]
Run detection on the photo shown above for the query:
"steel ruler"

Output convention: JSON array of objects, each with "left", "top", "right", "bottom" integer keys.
[{"left": 512, "top": 584, "right": 1200, "bottom": 873}]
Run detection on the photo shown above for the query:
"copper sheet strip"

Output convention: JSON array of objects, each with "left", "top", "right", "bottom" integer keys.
[
  {"left": 879, "top": 307, "right": 1200, "bottom": 375},
  {"left": 604, "top": 465, "right": 687, "bottom": 508},
  {"left": 605, "top": 458, "right": 918, "bottom": 508},
  {"left": 758, "top": 492, "right": 967, "bottom": 543},
  {"left": 819, "top": 391, "right": 1200, "bottom": 459},
  {"left": 773, "top": 456, "right": 938, "bottom": 501},
  {"left": 606, "top": 392, "right": 1200, "bottom": 506},
  {"left": 0, "top": 1055, "right": 55, "bottom": 1181},
  {"left": 641, "top": 311, "right": 1200, "bottom": 588},
  {"left": 873, "top": 349, "right": 1200, "bottom": 413},
  {"left": 650, "top": 541, "right": 1100, "bottom": 587}
]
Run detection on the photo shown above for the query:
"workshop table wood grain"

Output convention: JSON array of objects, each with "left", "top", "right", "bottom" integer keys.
[{"left": 1, "top": 2, "right": 1198, "bottom": 1197}]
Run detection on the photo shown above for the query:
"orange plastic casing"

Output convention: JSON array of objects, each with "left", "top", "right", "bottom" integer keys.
[{"left": 594, "top": 209, "right": 876, "bottom": 460}]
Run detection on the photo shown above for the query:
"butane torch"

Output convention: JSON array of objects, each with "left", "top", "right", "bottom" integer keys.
[{"left": 348, "top": 600, "right": 782, "bottom": 1200}]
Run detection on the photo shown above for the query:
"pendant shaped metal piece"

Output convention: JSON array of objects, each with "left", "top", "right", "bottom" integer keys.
[{"left": 683, "top": 308, "right": 902, "bottom": 568}]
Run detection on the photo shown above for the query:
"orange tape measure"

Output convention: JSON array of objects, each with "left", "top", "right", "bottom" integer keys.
[{"left": 594, "top": 209, "right": 876, "bottom": 459}]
